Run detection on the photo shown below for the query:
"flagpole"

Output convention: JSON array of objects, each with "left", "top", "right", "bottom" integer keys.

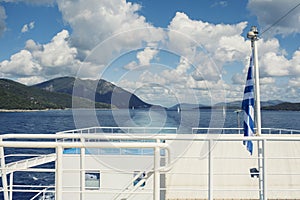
[
  {"left": 247, "top": 26, "right": 265, "bottom": 200},
  {"left": 247, "top": 26, "right": 262, "bottom": 136}
]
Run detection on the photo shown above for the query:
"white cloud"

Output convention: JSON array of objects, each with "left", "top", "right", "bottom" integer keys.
[
  {"left": 124, "top": 61, "right": 138, "bottom": 70},
  {"left": 166, "top": 12, "right": 248, "bottom": 82},
  {"left": 21, "top": 21, "right": 35, "bottom": 33},
  {"left": 124, "top": 47, "right": 159, "bottom": 70},
  {"left": 0, "top": 29, "right": 82, "bottom": 83},
  {"left": 1, "top": 0, "right": 299, "bottom": 104},
  {"left": 167, "top": 12, "right": 248, "bottom": 55},
  {"left": 260, "top": 77, "right": 275, "bottom": 85},
  {"left": 57, "top": 0, "right": 164, "bottom": 60},
  {"left": 136, "top": 47, "right": 158, "bottom": 66},
  {"left": 34, "top": 30, "right": 77, "bottom": 67},
  {"left": 248, "top": 0, "right": 300, "bottom": 36},
  {"left": 1, "top": 0, "right": 55, "bottom": 5},
  {"left": 290, "top": 49, "right": 300, "bottom": 75},
  {"left": 16, "top": 76, "right": 46, "bottom": 85},
  {"left": 25, "top": 39, "right": 42, "bottom": 51},
  {"left": 255, "top": 39, "right": 300, "bottom": 78},
  {"left": 58, "top": 3, "right": 294, "bottom": 103},
  {"left": 21, "top": 24, "right": 29, "bottom": 33},
  {"left": 260, "top": 52, "right": 290, "bottom": 77},
  {"left": 29, "top": 21, "right": 35, "bottom": 29},
  {"left": 0, "top": 49, "right": 42, "bottom": 76},
  {"left": 159, "top": 57, "right": 192, "bottom": 85},
  {"left": 289, "top": 77, "right": 300, "bottom": 87},
  {"left": 163, "top": 12, "right": 299, "bottom": 103},
  {"left": 231, "top": 73, "right": 245, "bottom": 85}
]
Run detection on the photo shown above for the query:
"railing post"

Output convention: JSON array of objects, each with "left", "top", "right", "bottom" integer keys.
[
  {"left": 9, "top": 172, "right": 13, "bottom": 200},
  {"left": 258, "top": 139, "right": 267, "bottom": 200},
  {"left": 208, "top": 139, "right": 213, "bottom": 200},
  {"left": 55, "top": 145, "right": 63, "bottom": 200},
  {"left": 262, "top": 139, "right": 267, "bottom": 200},
  {"left": 0, "top": 141, "right": 9, "bottom": 200},
  {"left": 258, "top": 140, "right": 262, "bottom": 199},
  {"left": 153, "top": 140, "right": 160, "bottom": 200},
  {"left": 80, "top": 137, "right": 86, "bottom": 200}
]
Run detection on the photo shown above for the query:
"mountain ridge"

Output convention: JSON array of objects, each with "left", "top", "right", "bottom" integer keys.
[
  {"left": 33, "top": 76, "right": 151, "bottom": 109},
  {"left": 168, "top": 100, "right": 300, "bottom": 111},
  {"left": 0, "top": 78, "right": 112, "bottom": 110}
]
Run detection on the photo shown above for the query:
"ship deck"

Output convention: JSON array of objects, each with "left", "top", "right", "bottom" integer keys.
[{"left": 0, "top": 127, "right": 300, "bottom": 200}]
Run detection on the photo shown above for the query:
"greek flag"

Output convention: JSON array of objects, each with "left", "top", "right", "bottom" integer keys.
[{"left": 242, "top": 56, "right": 255, "bottom": 155}]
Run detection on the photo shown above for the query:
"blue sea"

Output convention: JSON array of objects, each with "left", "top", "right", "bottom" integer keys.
[
  {"left": 1, "top": 109, "right": 300, "bottom": 134},
  {"left": 0, "top": 109, "right": 299, "bottom": 199}
]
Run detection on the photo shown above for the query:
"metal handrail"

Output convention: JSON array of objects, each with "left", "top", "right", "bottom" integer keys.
[
  {"left": 192, "top": 127, "right": 300, "bottom": 134},
  {"left": 57, "top": 126, "right": 178, "bottom": 134}
]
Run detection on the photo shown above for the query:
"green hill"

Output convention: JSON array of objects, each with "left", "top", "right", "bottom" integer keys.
[
  {"left": 0, "top": 79, "right": 112, "bottom": 110},
  {"left": 33, "top": 77, "right": 151, "bottom": 109},
  {"left": 262, "top": 102, "right": 300, "bottom": 111}
]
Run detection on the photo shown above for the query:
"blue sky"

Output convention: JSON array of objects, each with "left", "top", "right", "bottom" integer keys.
[{"left": 0, "top": 0, "right": 299, "bottom": 107}]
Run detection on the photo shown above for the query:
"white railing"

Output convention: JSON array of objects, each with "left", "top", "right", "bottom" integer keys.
[
  {"left": 57, "top": 126, "right": 178, "bottom": 135},
  {"left": 0, "top": 128, "right": 299, "bottom": 200},
  {"left": 192, "top": 127, "right": 300, "bottom": 134},
  {"left": 0, "top": 132, "right": 170, "bottom": 200}
]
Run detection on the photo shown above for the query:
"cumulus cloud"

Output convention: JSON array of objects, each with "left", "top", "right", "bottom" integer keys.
[
  {"left": 248, "top": 0, "right": 300, "bottom": 36},
  {"left": 255, "top": 38, "right": 300, "bottom": 78},
  {"left": 124, "top": 47, "right": 159, "bottom": 70},
  {"left": 33, "top": 30, "right": 77, "bottom": 68},
  {"left": 290, "top": 49, "right": 300, "bottom": 75},
  {"left": 1, "top": 0, "right": 299, "bottom": 104},
  {"left": 0, "top": 30, "right": 81, "bottom": 84},
  {"left": 1, "top": 0, "right": 55, "bottom": 5},
  {"left": 166, "top": 12, "right": 248, "bottom": 81},
  {"left": 0, "top": 49, "right": 41, "bottom": 76},
  {"left": 55, "top": 2, "right": 299, "bottom": 103},
  {"left": 57, "top": 0, "right": 164, "bottom": 60},
  {"left": 137, "top": 47, "right": 158, "bottom": 66},
  {"left": 289, "top": 77, "right": 300, "bottom": 87},
  {"left": 124, "top": 61, "right": 138, "bottom": 70},
  {"left": 231, "top": 73, "right": 245, "bottom": 85}
]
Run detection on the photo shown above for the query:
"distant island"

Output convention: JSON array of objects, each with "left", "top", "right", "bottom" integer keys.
[
  {"left": 0, "top": 77, "right": 299, "bottom": 111},
  {"left": 262, "top": 102, "right": 300, "bottom": 111},
  {"left": 167, "top": 101, "right": 300, "bottom": 111}
]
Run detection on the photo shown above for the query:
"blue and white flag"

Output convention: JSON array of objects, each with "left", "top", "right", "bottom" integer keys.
[{"left": 242, "top": 56, "right": 255, "bottom": 155}]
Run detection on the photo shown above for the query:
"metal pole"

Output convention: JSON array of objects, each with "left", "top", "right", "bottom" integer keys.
[
  {"left": 55, "top": 145, "right": 63, "bottom": 200},
  {"left": 153, "top": 139, "right": 160, "bottom": 200},
  {"left": 262, "top": 139, "right": 267, "bottom": 200},
  {"left": 9, "top": 172, "right": 13, "bottom": 200},
  {"left": 247, "top": 26, "right": 262, "bottom": 136},
  {"left": 253, "top": 37, "right": 262, "bottom": 136},
  {"left": 237, "top": 112, "right": 240, "bottom": 129},
  {"left": 234, "top": 110, "right": 242, "bottom": 134},
  {"left": 257, "top": 140, "right": 263, "bottom": 199},
  {"left": 80, "top": 138, "right": 86, "bottom": 200},
  {"left": 208, "top": 139, "right": 213, "bottom": 200},
  {"left": 0, "top": 143, "right": 9, "bottom": 200},
  {"left": 248, "top": 26, "right": 263, "bottom": 199}
]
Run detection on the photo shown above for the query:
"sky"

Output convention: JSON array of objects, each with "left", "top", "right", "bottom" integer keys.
[{"left": 0, "top": 0, "right": 299, "bottom": 107}]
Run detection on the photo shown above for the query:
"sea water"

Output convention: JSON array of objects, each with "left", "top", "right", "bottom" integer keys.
[{"left": 1, "top": 109, "right": 299, "bottom": 134}]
